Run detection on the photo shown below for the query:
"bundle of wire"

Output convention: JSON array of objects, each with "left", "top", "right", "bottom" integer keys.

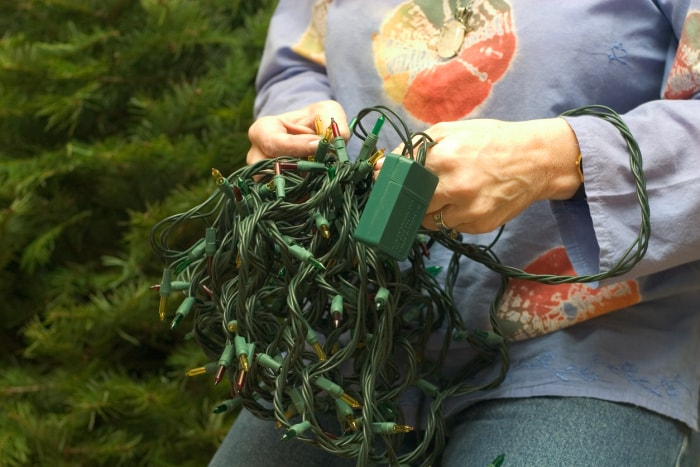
[{"left": 150, "top": 105, "right": 650, "bottom": 466}]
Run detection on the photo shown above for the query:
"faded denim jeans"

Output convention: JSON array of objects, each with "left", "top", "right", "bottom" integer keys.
[{"left": 209, "top": 396, "right": 700, "bottom": 466}]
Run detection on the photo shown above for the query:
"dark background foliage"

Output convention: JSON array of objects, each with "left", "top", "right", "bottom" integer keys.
[{"left": 0, "top": 1, "right": 276, "bottom": 464}]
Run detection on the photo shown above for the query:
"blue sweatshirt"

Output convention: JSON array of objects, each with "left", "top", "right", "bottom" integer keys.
[{"left": 255, "top": 0, "right": 700, "bottom": 429}]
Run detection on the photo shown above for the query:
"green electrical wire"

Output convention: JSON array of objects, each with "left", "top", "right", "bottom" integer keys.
[{"left": 149, "top": 105, "right": 649, "bottom": 466}]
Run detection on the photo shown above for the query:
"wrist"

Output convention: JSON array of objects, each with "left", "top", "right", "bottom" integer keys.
[{"left": 536, "top": 117, "right": 583, "bottom": 200}]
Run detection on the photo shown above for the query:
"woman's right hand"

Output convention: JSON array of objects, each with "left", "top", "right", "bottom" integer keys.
[{"left": 246, "top": 100, "right": 349, "bottom": 164}]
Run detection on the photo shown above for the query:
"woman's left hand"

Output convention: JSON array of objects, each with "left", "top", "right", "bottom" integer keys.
[{"left": 394, "top": 117, "right": 583, "bottom": 234}]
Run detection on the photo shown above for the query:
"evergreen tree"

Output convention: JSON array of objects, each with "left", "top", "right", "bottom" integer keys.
[{"left": 0, "top": 1, "right": 275, "bottom": 464}]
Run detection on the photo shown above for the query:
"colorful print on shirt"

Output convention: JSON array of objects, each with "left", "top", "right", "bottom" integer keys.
[
  {"left": 496, "top": 247, "right": 641, "bottom": 341},
  {"left": 372, "top": 0, "right": 517, "bottom": 124},
  {"left": 291, "top": 0, "right": 329, "bottom": 66},
  {"left": 663, "top": 10, "right": 700, "bottom": 99}
]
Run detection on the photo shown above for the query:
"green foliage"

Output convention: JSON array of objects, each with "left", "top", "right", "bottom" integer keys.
[{"left": 0, "top": 0, "right": 276, "bottom": 464}]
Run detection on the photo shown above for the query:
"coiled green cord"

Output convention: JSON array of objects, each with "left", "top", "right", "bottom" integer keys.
[{"left": 149, "top": 105, "right": 648, "bottom": 466}]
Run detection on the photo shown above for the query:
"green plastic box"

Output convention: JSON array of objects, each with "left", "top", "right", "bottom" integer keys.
[{"left": 354, "top": 153, "right": 438, "bottom": 260}]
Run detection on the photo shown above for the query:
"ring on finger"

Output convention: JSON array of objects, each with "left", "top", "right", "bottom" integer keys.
[
  {"left": 433, "top": 209, "right": 449, "bottom": 231},
  {"left": 433, "top": 208, "right": 458, "bottom": 238}
]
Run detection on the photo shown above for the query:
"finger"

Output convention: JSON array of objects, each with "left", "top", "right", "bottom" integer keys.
[
  {"left": 275, "top": 134, "right": 320, "bottom": 158},
  {"left": 422, "top": 210, "right": 440, "bottom": 231},
  {"left": 246, "top": 145, "right": 273, "bottom": 165},
  {"left": 280, "top": 118, "right": 317, "bottom": 135},
  {"left": 425, "top": 191, "right": 446, "bottom": 215},
  {"left": 261, "top": 133, "right": 321, "bottom": 159},
  {"left": 423, "top": 205, "right": 453, "bottom": 231}
]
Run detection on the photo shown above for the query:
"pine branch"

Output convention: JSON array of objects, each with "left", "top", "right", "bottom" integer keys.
[{"left": 0, "top": 1, "right": 277, "bottom": 464}]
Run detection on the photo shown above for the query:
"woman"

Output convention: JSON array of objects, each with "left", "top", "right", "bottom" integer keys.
[{"left": 211, "top": 1, "right": 700, "bottom": 465}]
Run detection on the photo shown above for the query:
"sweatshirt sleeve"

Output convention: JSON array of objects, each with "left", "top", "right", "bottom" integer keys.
[
  {"left": 254, "top": 0, "right": 333, "bottom": 118},
  {"left": 553, "top": 1, "right": 700, "bottom": 281}
]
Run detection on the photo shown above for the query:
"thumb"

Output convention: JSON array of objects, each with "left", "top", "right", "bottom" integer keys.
[{"left": 248, "top": 133, "right": 320, "bottom": 163}]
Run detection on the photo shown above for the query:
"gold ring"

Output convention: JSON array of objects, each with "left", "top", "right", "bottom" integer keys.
[{"left": 433, "top": 209, "right": 448, "bottom": 231}]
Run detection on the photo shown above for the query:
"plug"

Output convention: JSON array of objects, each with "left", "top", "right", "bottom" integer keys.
[{"left": 354, "top": 153, "right": 438, "bottom": 260}]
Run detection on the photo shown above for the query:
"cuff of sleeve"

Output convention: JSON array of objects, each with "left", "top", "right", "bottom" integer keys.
[{"left": 551, "top": 197, "right": 600, "bottom": 283}]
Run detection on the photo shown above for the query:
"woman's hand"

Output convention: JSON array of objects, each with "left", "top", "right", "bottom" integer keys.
[
  {"left": 404, "top": 118, "right": 582, "bottom": 234},
  {"left": 247, "top": 100, "right": 349, "bottom": 164}
]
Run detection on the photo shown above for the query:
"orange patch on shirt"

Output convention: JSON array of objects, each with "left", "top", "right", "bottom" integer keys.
[
  {"left": 663, "top": 11, "right": 700, "bottom": 99},
  {"left": 496, "top": 247, "right": 641, "bottom": 341},
  {"left": 373, "top": 0, "right": 516, "bottom": 124}
]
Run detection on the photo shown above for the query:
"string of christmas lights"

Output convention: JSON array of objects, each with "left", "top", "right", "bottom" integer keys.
[{"left": 149, "top": 105, "right": 649, "bottom": 466}]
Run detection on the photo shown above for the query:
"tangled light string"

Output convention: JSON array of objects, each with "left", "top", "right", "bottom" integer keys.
[{"left": 150, "top": 105, "right": 649, "bottom": 466}]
